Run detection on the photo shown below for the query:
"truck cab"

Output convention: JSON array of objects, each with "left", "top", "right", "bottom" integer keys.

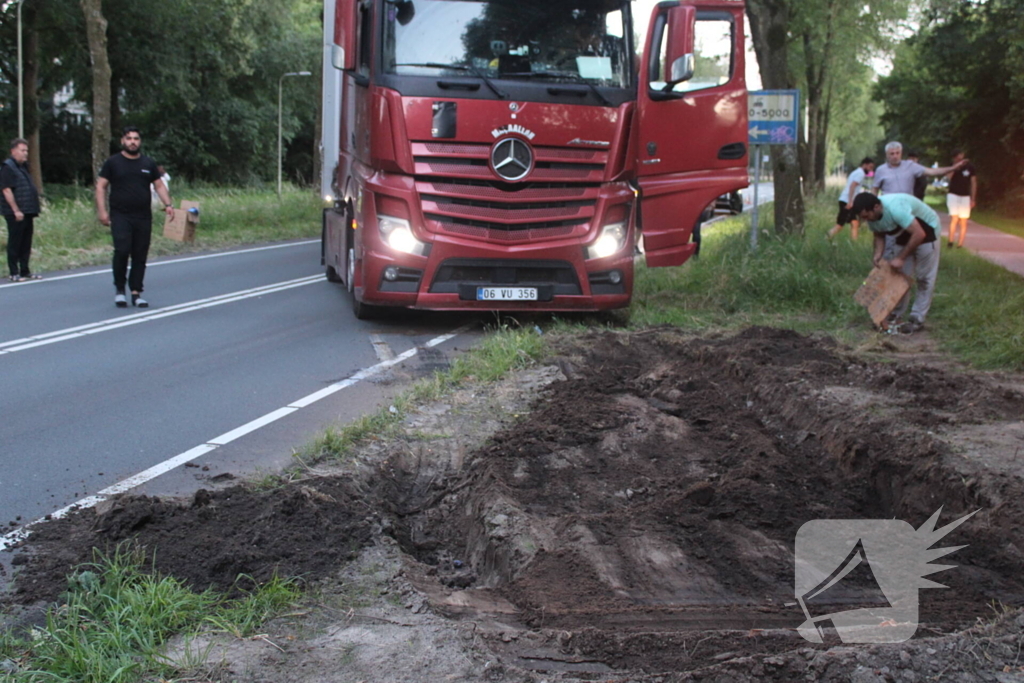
[{"left": 321, "top": 0, "right": 748, "bottom": 317}]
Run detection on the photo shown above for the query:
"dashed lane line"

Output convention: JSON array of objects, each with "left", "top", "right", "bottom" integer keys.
[{"left": 369, "top": 334, "right": 397, "bottom": 361}]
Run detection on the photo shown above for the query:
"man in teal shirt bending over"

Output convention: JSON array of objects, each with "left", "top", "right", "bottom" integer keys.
[{"left": 852, "top": 193, "right": 941, "bottom": 334}]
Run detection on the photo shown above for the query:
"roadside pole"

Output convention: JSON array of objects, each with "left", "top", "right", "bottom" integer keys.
[
  {"left": 747, "top": 90, "right": 800, "bottom": 251},
  {"left": 750, "top": 146, "right": 761, "bottom": 250}
]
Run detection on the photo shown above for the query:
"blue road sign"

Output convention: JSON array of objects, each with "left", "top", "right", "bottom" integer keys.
[{"left": 748, "top": 90, "right": 800, "bottom": 145}]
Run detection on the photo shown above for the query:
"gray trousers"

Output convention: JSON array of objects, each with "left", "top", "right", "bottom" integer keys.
[{"left": 883, "top": 236, "right": 940, "bottom": 323}]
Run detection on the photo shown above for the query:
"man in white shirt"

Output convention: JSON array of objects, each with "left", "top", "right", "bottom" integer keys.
[{"left": 828, "top": 156, "right": 874, "bottom": 240}]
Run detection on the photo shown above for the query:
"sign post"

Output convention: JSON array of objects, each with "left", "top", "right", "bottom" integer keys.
[{"left": 748, "top": 89, "right": 800, "bottom": 250}]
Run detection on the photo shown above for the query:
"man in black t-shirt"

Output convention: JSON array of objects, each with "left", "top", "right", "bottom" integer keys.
[
  {"left": 1, "top": 138, "right": 42, "bottom": 281},
  {"left": 907, "top": 152, "right": 929, "bottom": 201},
  {"left": 95, "top": 126, "right": 173, "bottom": 307},
  {"left": 945, "top": 149, "right": 977, "bottom": 248}
]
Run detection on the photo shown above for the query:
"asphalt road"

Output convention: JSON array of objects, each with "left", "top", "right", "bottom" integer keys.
[{"left": 0, "top": 240, "right": 482, "bottom": 538}]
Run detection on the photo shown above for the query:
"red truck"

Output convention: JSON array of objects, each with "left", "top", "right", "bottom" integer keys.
[{"left": 320, "top": 0, "right": 748, "bottom": 317}]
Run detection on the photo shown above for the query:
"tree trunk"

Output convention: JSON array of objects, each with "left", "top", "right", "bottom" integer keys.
[
  {"left": 80, "top": 0, "right": 112, "bottom": 180},
  {"left": 746, "top": 0, "right": 805, "bottom": 235},
  {"left": 21, "top": 2, "right": 43, "bottom": 191}
]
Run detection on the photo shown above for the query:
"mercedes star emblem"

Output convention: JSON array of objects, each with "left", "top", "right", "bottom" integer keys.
[{"left": 491, "top": 137, "right": 533, "bottom": 182}]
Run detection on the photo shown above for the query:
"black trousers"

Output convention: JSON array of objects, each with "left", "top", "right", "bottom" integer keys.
[
  {"left": 4, "top": 213, "right": 35, "bottom": 277},
  {"left": 110, "top": 212, "right": 152, "bottom": 293}
]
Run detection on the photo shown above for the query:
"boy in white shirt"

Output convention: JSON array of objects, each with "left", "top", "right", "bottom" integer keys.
[{"left": 828, "top": 157, "right": 874, "bottom": 240}]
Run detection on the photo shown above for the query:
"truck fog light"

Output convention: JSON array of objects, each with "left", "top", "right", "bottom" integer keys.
[
  {"left": 377, "top": 215, "right": 426, "bottom": 255},
  {"left": 384, "top": 266, "right": 400, "bottom": 281},
  {"left": 609, "top": 270, "right": 622, "bottom": 284},
  {"left": 586, "top": 222, "right": 627, "bottom": 259}
]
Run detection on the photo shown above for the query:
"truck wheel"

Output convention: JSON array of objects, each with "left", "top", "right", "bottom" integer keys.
[
  {"left": 347, "top": 243, "right": 379, "bottom": 320},
  {"left": 324, "top": 211, "right": 343, "bottom": 282},
  {"left": 730, "top": 191, "right": 743, "bottom": 214}
]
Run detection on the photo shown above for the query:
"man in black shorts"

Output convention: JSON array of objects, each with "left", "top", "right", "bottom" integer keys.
[
  {"left": 94, "top": 127, "right": 173, "bottom": 308},
  {"left": 828, "top": 157, "right": 874, "bottom": 240}
]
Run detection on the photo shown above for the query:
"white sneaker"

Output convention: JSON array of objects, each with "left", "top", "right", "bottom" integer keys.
[
  {"left": 132, "top": 294, "right": 149, "bottom": 308},
  {"left": 115, "top": 293, "right": 127, "bottom": 308}
]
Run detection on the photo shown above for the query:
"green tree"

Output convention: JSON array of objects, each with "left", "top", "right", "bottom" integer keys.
[
  {"left": 746, "top": 0, "right": 805, "bottom": 235},
  {"left": 788, "top": 0, "right": 907, "bottom": 191},
  {"left": 875, "top": 0, "right": 1024, "bottom": 204}
]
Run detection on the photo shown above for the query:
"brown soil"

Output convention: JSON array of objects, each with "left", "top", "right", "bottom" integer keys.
[{"left": 4, "top": 327, "right": 1024, "bottom": 682}]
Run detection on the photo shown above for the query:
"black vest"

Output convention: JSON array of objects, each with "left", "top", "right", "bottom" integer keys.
[{"left": 1, "top": 158, "right": 40, "bottom": 217}]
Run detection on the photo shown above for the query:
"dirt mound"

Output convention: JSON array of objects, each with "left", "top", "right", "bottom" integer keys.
[
  {"left": 387, "top": 327, "right": 1024, "bottom": 672},
  {"left": 5, "top": 327, "right": 1024, "bottom": 681},
  {"left": 7, "top": 477, "right": 374, "bottom": 602}
]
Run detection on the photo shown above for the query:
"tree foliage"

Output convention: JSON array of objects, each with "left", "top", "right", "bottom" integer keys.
[
  {"left": 786, "top": 0, "right": 908, "bottom": 190},
  {"left": 875, "top": 0, "right": 1024, "bottom": 205},
  {"left": 1, "top": 0, "right": 320, "bottom": 185}
]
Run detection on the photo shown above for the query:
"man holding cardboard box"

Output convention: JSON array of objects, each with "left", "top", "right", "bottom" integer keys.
[
  {"left": 852, "top": 192, "right": 941, "bottom": 335},
  {"left": 94, "top": 126, "right": 173, "bottom": 308}
]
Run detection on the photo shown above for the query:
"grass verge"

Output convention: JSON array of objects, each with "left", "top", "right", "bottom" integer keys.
[
  {"left": 2, "top": 185, "right": 321, "bottom": 275},
  {"left": 621, "top": 194, "right": 1024, "bottom": 370},
  {"left": 298, "top": 324, "right": 547, "bottom": 465},
  {"left": 0, "top": 544, "right": 300, "bottom": 683}
]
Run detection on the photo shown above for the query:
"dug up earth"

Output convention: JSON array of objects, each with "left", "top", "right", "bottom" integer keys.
[{"left": 3, "top": 326, "right": 1024, "bottom": 682}]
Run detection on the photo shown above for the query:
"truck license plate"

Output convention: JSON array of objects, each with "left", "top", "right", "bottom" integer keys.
[{"left": 476, "top": 287, "right": 538, "bottom": 301}]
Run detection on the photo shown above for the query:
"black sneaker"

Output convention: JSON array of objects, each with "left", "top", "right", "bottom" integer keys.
[
  {"left": 898, "top": 318, "right": 923, "bottom": 334},
  {"left": 115, "top": 292, "right": 127, "bottom": 308},
  {"left": 132, "top": 293, "right": 149, "bottom": 308}
]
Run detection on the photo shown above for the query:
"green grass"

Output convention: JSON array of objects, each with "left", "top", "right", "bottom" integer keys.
[
  {"left": 622, "top": 194, "right": 1024, "bottom": 370},
  {"left": 299, "top": 325, "right": 546, "bottom": 463},
  {"left": 2, "top": 184, "right": 321, "bottom": 275},
  {"left": 0, "top": 545, "right": 300, "bottom": 683},
  {"left": 630, "top": 198, "right": 872, "bottom": 334}
]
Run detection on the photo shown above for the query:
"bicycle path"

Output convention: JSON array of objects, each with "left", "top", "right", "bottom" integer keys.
[{"left": 936, "top": 211, "right": 1024, "bottom": 278}]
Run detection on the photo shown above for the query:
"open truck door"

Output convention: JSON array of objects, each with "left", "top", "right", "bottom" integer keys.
[{"left": 636, "top": 1, "right": 749, "bottom": 267}]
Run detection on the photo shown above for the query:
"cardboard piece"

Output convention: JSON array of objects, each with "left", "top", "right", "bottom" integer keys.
[
  {"left": 163, "top": 200, "right": 200, "bottom": 242},
  {"left": 854, "top": 265, "right": 912, "bottom": 328}
]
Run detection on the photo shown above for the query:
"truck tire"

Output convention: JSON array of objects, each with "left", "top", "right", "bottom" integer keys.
[
  {"left": 729, "top": 191, "right": 743, "bottom": 214},
  {"left": 347, "top": 231, "right": 380, "bottom": 320},
  {"left": 324, "top": 210, "right": 343, "bottom": 282}
]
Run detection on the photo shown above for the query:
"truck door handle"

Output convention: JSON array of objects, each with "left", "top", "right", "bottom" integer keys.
[{"left": 437, "top": 80, "right": 481, "bottom": 91}]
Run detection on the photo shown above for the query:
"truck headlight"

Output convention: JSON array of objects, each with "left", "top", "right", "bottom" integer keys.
[
  {"left": 378, "top": 215, "right": 426, "bottom": 255},
  {"left": 586, "top": 222, "right": 627, "bottom": 259}
]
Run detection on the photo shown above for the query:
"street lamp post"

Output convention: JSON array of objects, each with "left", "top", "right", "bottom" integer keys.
[
  {"left": 278, "top": 71, "right": 312, "bottom": 197},
  {"left": 17, "top": 0, "right": 26, "bottom": 139}
]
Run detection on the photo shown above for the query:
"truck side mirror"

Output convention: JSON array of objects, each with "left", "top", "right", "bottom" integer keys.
[
  {"left": 664, "top": 5, "right": 696, "bottom": 86},
  {"left": 333, "top": 0, "right": 358, "bottom": 70}
]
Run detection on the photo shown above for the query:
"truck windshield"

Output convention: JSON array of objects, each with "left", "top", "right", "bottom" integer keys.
[{"left": 383, "top": 0, "right": 632, "bottom": 89}]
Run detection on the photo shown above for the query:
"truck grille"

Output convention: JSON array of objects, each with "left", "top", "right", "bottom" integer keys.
[{"left": 412, "top": 141, "right": 607, "bottom": 244}]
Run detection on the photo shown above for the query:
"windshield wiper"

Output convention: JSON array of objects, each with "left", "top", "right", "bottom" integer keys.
[
  {"left": 393, "top": 62, "right": 508, "bottom": 100},
  {"left": 501, "top": 70, "right": 613, "bottom": 107}
]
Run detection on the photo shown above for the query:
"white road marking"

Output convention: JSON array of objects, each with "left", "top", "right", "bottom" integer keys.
[
  {"left": 0, "top": 325, "right": 471, "bottom": 552},
  {"left": 369, "top": 334, "right": 396, "bottom": 361},
  {"left": 0, "top": 240, "right": 320, "bottom": 287},
  {"left": 0, "top": 275, "right": 322, "bottom": 355}
]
